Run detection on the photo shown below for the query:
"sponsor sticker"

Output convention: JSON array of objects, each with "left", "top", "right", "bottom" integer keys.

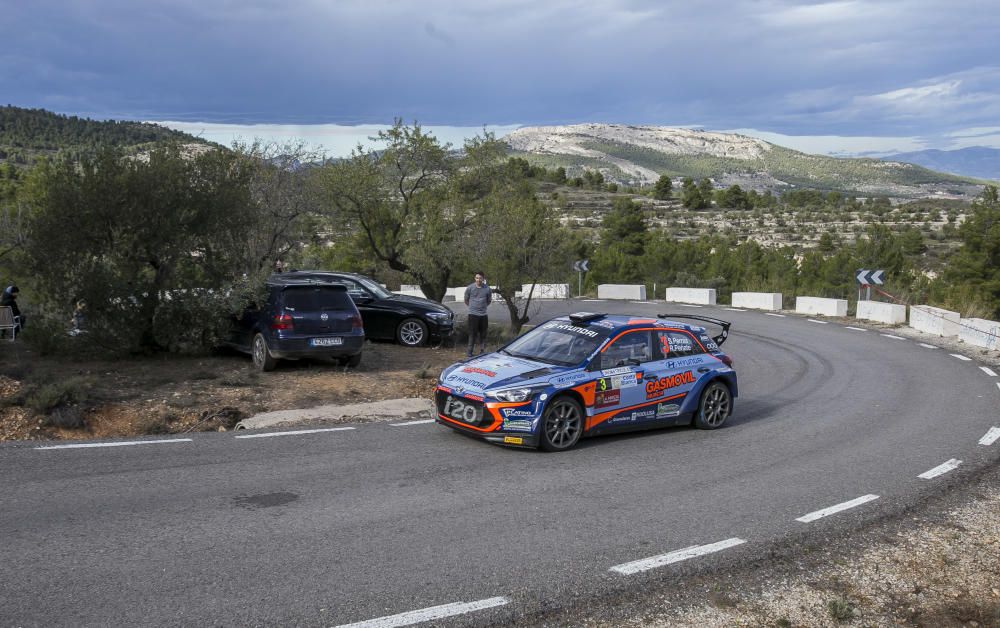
[
  {"left": 551, "top": 372, "right": 588, "bottom": 388},
  {"left": 601, "top": 366, "right": 634, "bottom": 376},
  {"left": 502, "top": 418, "right": 534, "bottom": 431},
  {"left": 502, "top": 407, "right": 535, "bottom": 419},
  {"left": 666, "top": 357, "right": 702, "bottom": 370},
  {"left": 462, "top": 366, "right": 497, "bottom": 377},
  {"left": 542, "top": 322, "right": 600, "bottom": 338},
  {"left": 700, "top": 334, "right": 720, "bottom": 351},
  {"left": 656, "top": 402, "right": 681, "bottom": 418},
  {"left": 595, "top": 389, "right": 621, "bottom": 408},
  {"left": 503, "top": 436, "right": 524, "bottom": 445},
  {"left": 444, "top": 375, "right": 486, "bottom": 389},
  {"left": 611, "top": 408, "right": 656, "bottom": 423},
  {"left": 645, "top": 370, "right": 696, "bottom": 399}
]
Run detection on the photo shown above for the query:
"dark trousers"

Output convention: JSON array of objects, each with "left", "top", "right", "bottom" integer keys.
[{"left": 467, "top": 314, "right": 488, "bottom": 355}]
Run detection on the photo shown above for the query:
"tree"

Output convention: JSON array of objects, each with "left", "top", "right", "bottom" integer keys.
[
  {"left": 21, "top": 145, "right": 271, "bottom": 352},
  {"left": 718, "top": 184, "right": 750, "bottom": 210},
  {"left": 681, "top": 177, "right": 707, "bottom": 209},
  {"left": 652, "top": 174, "right": 673, "bottom": 200},
  {"left": 698, "top": 178, "right": 714, "bottom": 207},
  {"left": 942, "top": 185, "right": 1000, "bottom": 317}
]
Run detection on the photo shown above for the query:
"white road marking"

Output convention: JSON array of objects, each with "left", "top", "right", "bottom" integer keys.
[
  {"left": 950, "top": 353, "right": 972, "bottom": 361},
  {"left": 333, "top": 597, "right": 510, "bottom": 628},
  {"left": 581, "top": 299, "right": 604, "bottom": 302},
  {"left": 234, "top": 427, "right": 355, "bottom": 439},
  {"left": 979, "top": 366, "right": 997, "bottom": 377},
  {"left": 881, "top": 334, "right": 905, "bottom": 340},
  {"left": 723, "top": 308, "right": 745, "bottom": 312},
  {"left": 764, "top": 313, "right": 786, "bottom": 318},
  {"left": 630, "top": 301, "right": 650, "bottom": 304},
  {"left": 677, "top": 304, "right": 703, "bottom": 308},
  {"left": 918, "top": 459, "right": 962, "bottom": 479},
  {"left": 609, "top": 538, "right": 745, "bottom": 575},
  {"left": 845, "top": 326, "right": 866, "bottom": 331},
  {"left": 389, "top": 419, "right": 435, "bottom": 427},
  {"left": 795, "top": 494, "right": 879, "bottom": 523},
  {"left": 918, "top": 343, "right": 938, "bottom": 349},
  {"left": 996, "top": 382, "right": 1000, "bottom": 393},
  {"left": 35, "top": 438, "right": 192, "bottom": 450},
  {"left": 979, "top": 427, "right": 1000, "bottom": 446},
  {"left": 807, "top": 319, "right": 829, "bottom": 325}
]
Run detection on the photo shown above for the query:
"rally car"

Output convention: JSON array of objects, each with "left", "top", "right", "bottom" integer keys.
[{"left": 435, "top": 312, "right": 737, "bottom": 451}]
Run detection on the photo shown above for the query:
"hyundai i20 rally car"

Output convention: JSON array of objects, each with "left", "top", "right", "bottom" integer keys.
[{"left": 435, "top": 312, "right": 737, "bottom": 451}]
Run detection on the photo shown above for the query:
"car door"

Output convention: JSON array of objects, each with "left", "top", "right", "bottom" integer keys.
[
  {"left": 645, "top": 329, "right": 713, "bottom": 420},
  {"left": 594, "top": 330, "right": 658, "bottom": 426},
  {"left": 336, "top": 278, "right": 391, "bottom": 339}
]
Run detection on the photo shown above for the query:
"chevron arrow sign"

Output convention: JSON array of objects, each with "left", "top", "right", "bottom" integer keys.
[{"left": 855, "top": 269, "right": 885, "bottom": 285}]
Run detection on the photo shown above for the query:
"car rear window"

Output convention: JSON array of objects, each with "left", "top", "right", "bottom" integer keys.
[{"left": 282, "top": 286, "right": 353, "bottom": 310}]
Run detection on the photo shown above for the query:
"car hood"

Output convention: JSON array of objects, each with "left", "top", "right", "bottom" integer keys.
[
  {"left": 439, "top": 353, "right": 578, "bottom": 393},
  {"left": 388, "top": 294, "right": 451, "bottom": 314}
]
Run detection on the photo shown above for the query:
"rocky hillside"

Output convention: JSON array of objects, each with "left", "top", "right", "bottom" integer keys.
[{"left": 505, "top": 124, "right": 983, "bottom": 198}]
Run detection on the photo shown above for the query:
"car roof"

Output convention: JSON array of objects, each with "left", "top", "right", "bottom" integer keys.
[
  {"left": 553, "top": 312, "right": 705, "bottom": 334},
  {"left": 267, "top": 273, "right": 349, "bottom": 289}
]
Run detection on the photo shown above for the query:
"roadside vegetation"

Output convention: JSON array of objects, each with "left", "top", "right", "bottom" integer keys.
[{"left": 1, "top": 108, "right": 999, "bottom": 362}]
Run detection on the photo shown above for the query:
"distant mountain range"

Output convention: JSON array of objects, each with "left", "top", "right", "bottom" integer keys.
[
  {"left": 879, "top": 146, "right": 1000, "bottom": 181},
  {"left": 504, "top": 124, "right": 985, "bottom": 198}
]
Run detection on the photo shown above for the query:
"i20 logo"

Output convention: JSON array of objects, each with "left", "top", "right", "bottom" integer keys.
[{"left": 645, "top": 371, "right": 695, "bottom": 399}]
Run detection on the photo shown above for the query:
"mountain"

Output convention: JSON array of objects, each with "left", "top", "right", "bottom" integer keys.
[
  {"left": 879, "top": 146, "right": 1000, "bottom": 181},
  {"left": 0, "top": 106, "right": 214, "bottom": 167},
  {"left": 504, "top": 124, "right": 984, "bottom": 198}
]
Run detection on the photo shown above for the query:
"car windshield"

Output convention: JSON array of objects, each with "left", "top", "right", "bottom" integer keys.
[
  {"left": 502, "top": 321, "right": 608, "bottom": 366},
  {"left": 356, "top": 276, "right": 393, "bottom": 299}
]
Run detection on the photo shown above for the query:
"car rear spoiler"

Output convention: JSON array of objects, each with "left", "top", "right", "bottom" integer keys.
[{"left": 657, "top": 314, "right": 731, "bottom": 347}]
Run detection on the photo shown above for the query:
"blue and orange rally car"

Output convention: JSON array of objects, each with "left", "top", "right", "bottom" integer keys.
[{"left": 435, "top": 312, "right": 737, "bottom": 451}]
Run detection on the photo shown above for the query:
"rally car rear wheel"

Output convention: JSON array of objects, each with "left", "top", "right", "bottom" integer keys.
[
  {"left": 540, "top": 397, "right": 584, "bottom": 451},
  {"left": 694, "top": 381, "right": 731, "bottom": 429}
]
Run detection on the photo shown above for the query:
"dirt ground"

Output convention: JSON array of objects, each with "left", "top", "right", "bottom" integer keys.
[{"left": 0, "top": 340, "right": 466, "bottom": 441}]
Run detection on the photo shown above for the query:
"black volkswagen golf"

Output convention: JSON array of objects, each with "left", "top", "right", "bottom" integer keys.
[
  {"left": 226, "top": 275, "right": 365, "bottom": 371},
  {"left": 286, "top": 271, "right": 455, "bottom": 346}
]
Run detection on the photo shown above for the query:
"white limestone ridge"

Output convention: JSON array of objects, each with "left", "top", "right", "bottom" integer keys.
[{"left": 503, "top": 124, "right": 774, "bottom": 183}]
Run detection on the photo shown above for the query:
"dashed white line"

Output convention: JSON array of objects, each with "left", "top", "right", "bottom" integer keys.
[
  {"left": 807, "top": 319, "right": 829, "bottom": 325},
  {"left": 676, "top": 303, "right": 702, "bottom": 308},
  {"left": 35, "top": 438, "right": 193, "bottom": 450},
  {"left": 918, "top": 343, "right": 938, "bottom": 349},
  {"left": 723, "top": 308, "right": 745, "bottom": 312},
  {"left": 979, "top": 427, "right": 1000, "bottom": 446},
  {"left": 996, "top": 382, "right": 1000, "bottom": 393},
  {"left": 979, "top": 366, "right": 997, "bottom": 377},
  {"left": 881, "top": 334, "right": 905, "bottom": 340},
  {"left": 389, "top": 419, "right": 436, "bottom": 427},
  {"left": 581, "top": 299, "right": 604, "bottom": 302},
  {"left": 845, "top": 326, "right": 866, "bottom": 332},
  {"left": 609, "top": 538, "right": 745, "bottom": 575},
  {"left": 764, "top": 313, "right": 786, "bottom": 318},
  {"left": 333, "top": 597, "right": 510, "bottom": 628},
  {"left": 950, "top": 353, "right": 972, "bottom": 361},
  {"left": 795, "top": 494, "right": 880, "bottom": 523},
  {"left": 918, "top": 459, "right": 962, "bottom": 479},
  {"left": 234, "top": 427, "right": 355, "bottom": 439}
]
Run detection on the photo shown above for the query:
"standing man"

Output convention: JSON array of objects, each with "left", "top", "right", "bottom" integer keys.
[{"left": 464, "top": 271, "right": 492, "bottom": 357}]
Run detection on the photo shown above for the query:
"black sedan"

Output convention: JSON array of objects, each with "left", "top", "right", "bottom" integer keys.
[{"left": 285, "top": 271, "right": 455, "bottom": 346}]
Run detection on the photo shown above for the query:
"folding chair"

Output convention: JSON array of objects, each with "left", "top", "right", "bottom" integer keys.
[{"left": 0, "top": 306, "right": 20, "bottom": 341}]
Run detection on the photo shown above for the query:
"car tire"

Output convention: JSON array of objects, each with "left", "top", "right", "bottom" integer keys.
[
  {"left": 693, "top": 381, "right": 731, "bottom": 429},
  {"left": 540, "top": 397, "right": 584, "bottom": 452},
  {"left": 397, "top": 318, "right": 428, "bottom": 347},
  {"left": 252, "top": 333, "right": 277, "bottom": 372}
]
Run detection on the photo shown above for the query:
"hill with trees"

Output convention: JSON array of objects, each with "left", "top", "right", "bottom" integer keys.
[{"left": 505, "top": 124, "right": 983, "bottom": 198}]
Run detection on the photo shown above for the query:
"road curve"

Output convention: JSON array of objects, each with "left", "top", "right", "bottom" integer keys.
[{"left": 1, "top": 300, "right": 998, "bottom": 627}]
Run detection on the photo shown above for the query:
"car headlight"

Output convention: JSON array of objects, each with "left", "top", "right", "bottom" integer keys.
[
  {"left": 487, "top": 387, "right": 540, "bottom": 403},
  {"left": 426, "top": 312, "right": 451, "bottom": 322}
]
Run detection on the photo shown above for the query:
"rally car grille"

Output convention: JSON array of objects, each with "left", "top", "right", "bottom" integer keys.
[{"left": 435, "top": 389, "right": 488, "bottom": 427}]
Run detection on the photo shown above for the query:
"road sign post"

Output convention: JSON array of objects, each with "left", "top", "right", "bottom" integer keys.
[
  {"left": 855, "top": 269, "right": 885, "bottom": 301},
  {"left": 573, "top": 259, "right": 589, "bottom": 296}
]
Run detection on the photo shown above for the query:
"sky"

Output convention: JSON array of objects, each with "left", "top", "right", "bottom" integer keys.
[{"left": 3, "top": 0, "right": 1000, "bottom": 156}]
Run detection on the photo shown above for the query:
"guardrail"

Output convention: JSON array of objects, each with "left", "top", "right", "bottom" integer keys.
[
  {"left": 731, "top": 292, "right": 782, "bottom": 311},
  {"left": 959, "top": 317, "right": 1000, "bottom": 350},
  {"left": 857, "top": 301, "right": 906, "bottom": 324},
  {"left": 522, "top": 283, "right": 570, "bottom": 299},
  {"left": 795, "top": 296, "right": 847, "bottom": 317},
  {"left": 910, "top": 305, "right": 961, "bottom": 337}
]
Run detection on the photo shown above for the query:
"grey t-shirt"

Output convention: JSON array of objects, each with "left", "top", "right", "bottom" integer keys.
[{"left": 464, "top": 283, "right": 492, "bottom": 316}]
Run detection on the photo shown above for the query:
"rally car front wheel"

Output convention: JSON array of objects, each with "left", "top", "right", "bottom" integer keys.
[{"left": 540, "top": 397, "right": 584, "bottom": 452}]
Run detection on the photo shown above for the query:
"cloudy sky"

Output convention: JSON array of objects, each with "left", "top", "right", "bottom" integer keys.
[{"left": 4, "top": 0, "right": 999, "bottom": 155}]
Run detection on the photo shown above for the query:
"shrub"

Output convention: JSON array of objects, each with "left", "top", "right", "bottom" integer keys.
[
  {"left": 827, "top": 597, "right": 855, "bottom": 623},
  {"left": 23, "top": 376, "right": 94, "bottom": 414}
]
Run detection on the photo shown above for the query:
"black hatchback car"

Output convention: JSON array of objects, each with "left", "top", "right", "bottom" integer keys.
[
  {"left": 285, "top": 271, "right": 455, "bottom": 346},
  {"left": 226, "top": 275, "right": 365, "bottom": 371}
]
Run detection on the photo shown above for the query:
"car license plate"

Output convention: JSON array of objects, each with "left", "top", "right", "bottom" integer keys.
[
  {"left": 443, "top": 395, "right": 482, "bottom": 424},
  {"left": 311, "top": 337, "right": 343, "bottom": 346}
]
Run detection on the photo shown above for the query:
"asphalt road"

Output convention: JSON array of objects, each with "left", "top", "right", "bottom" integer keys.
[{"left": 1, "top": 299, "right": 998, "bottom": 627}]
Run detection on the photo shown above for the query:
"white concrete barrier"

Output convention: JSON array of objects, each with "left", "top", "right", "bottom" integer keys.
[
  {"left": 665, "top": 287, "right": 717, "bottom": 305},
  {"left": 731, "top": 292, "right": 782, "bottom": 311},
  {"left": 521, "top": 283, "right": 570, "bottom": 299},
  {"left": 795, "top": 296, "right": 848, "bottom": 317},
  {"left": 909, "top": 305, "right": 961, "bottom": 337},
  {"left": 959, "top": 317, "right": 1000, "bottom": 350},
  {"left": 394, "top": 288, "right": 428, "bottom": 299},
  {"left": 400, "top": 284, "right": 421, "bottom": 292},
  {"left": 856, "top": 301, "right": 906, "bottom": 324},
  {"left": 598, "top": 284, "right": 646, "bottom": 300}
]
